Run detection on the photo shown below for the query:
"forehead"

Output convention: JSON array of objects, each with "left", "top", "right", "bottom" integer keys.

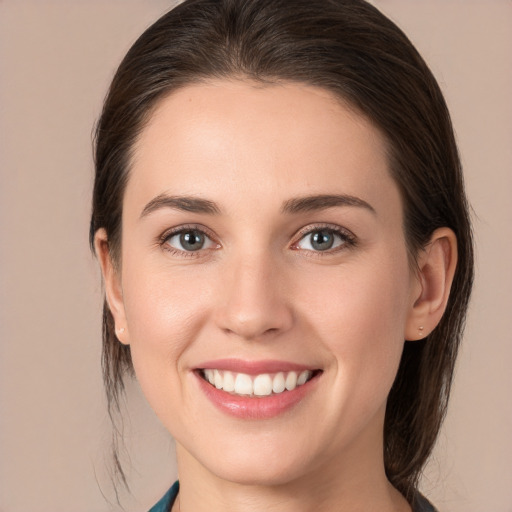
[{"left": 127, "top": 80, "right": 399, "bottom": 219}]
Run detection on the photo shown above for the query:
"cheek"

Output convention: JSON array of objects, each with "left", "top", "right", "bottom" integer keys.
[
  {"left": 123, "top": 252, "right": 214, "bottom": 342},
  {"left": 120, "top": 259, "right": 215, "bottom": 410},
  {"left": 299, "top": 252, "right": 411, "bottom": 405}
]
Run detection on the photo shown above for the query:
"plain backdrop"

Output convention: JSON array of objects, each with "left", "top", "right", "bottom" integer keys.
[{"left": 0, "top": 1, "right": 511, "bottom": 511}]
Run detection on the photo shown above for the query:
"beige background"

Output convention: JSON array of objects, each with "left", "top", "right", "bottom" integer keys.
[{"left": 0, "top": 1, "right": 510, "bottom": 511}]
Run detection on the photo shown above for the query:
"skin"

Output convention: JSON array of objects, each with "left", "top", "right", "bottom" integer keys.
[{"left": 96, "top": 80, "right": 457, "bottom": 512}]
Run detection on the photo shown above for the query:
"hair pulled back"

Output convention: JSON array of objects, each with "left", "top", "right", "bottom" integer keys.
[{"left": 90, "top": 0, "right": 473, "bottom": 499}]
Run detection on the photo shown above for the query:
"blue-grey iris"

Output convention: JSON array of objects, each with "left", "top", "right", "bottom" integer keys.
[
  {"left": 180, "top": 230, "right": 205, "bottom": 251},
  {"left": 311, "top": 230, "right": 334, "bottom": 251}
]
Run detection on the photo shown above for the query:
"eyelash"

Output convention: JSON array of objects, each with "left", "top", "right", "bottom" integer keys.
[{"left": 158, "top": 223, "right": 357, "bottom": 258}]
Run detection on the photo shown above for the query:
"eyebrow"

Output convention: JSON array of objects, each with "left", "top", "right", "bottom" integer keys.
[
  {"left": 140, "top": 193, "right": 375, "bottom": 219},
  {"left": 281, "top": 194, "right": 376, "bottom": 215},
  {"left": 140, "top": 194, "right": 221, "bottom": 218}
]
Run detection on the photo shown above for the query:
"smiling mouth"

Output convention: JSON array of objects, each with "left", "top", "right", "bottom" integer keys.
[{"left": 198, "top": 369, "right": 322, "bottom": 397}]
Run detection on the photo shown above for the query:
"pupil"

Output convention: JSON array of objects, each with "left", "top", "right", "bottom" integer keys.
[
  {"left": 311, "top": 230, "right": 333, "bottom": 251},
  {"left": 180, "top": 231, "right": 204, "bottom": 251}
]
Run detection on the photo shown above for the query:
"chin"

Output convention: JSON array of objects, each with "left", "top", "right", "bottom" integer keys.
[
  {"left": 180, "top": 431, "right": 319, "bottom": 487},
  {"left": 207, "top": 456, "right": 310, "bottom": 487}
]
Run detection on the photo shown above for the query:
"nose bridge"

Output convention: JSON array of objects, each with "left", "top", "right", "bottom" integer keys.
[{"left": 215, "top": 247, "right": 293, "bottom": 340}]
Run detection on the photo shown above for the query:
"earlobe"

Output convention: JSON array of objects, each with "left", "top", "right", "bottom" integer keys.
[
  {"left": 94, "top": 229, "right": 130, "bottom": 345},
  {"left": 405, "top": 227, "right": 458, "bottom": 341}
]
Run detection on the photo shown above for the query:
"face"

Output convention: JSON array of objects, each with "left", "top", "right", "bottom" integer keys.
[{"left": 109, "top": 80, "right": 421, "bottom": 486}]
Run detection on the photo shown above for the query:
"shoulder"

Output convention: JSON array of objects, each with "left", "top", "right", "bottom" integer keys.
[{"left": 148, "top": 481, "right": 179, "bottom": 512}]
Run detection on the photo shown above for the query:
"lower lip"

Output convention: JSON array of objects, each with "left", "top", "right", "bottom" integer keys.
[{"left": 194, "top": 371, "right": 320, "bottom": 420}]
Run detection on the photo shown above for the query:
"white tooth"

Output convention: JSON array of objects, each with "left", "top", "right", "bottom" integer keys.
[
  {"left": 272, "top": 372, "right": 286, "bottom": 393},
  {"left": 285, "top": 371, "right": 298, "bottom": 391},
  {"left": 297, "top": 370, "right": 311, "bottom": 386},
  {"left": 223, "top": 371, "right": 235, "bottom": 392},
  {"left": 214, "top": 369, "right": 223, "bottom": 389},
  {"left": 234, "top": 373, "right": 253, "bottom": 395},
  {"left": 253, "top": 374, "right": 273, "bottom": 396},
  {"left": 205, "top": 369, "right": 215, "bottom": 385}
]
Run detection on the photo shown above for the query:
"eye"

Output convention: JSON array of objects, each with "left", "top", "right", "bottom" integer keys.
[
  {"left": 163, "top": 227, "right": 218, "bottom": 253},
  {"left": 293, "top": 227, "right": 354, "bottom": 252}
]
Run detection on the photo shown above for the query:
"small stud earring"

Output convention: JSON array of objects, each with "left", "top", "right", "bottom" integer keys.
[
  {"left": 419, "top": 326, "right": 425, "bottom": 337},
  {"left": 117, "top": 327, "right": 125, "bottom": 334}
]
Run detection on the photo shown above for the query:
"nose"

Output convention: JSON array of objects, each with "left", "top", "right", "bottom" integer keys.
[{"left": 214, "top": 251, "right": 294, "bottom": 341}]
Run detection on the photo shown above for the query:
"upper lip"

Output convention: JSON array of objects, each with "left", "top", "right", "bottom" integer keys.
[{"left": 195, "top": 358, "right": 320, "bottom": 375}]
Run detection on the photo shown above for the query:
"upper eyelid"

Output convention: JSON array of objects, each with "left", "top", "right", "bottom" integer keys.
[
  {"left": 293, "top": 223, "right": 355, "bottom": 240},
  {"left": 160, "top": 224, "right": 218, "bottom": 243}
]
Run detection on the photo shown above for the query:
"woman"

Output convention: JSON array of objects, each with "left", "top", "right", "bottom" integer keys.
[{"left": 90, "top": 0, "right": 473, "bottom": 510}]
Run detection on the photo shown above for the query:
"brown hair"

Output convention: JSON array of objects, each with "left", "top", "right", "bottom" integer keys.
[{"left": 90, "top": 0, "right": 473, "bottom": 500}]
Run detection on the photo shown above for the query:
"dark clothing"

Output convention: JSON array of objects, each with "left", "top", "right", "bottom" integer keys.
[
  {"left": 148, "top": 481, "right": 179, "bottom": 512},
  {"left": 413, "top": 491, "right": 439, "bottom": 512},
  {"left": 149, "top": 480, "right": 438, "bottom": 512}
]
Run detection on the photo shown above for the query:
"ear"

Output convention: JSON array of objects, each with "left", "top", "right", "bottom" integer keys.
[
  {"left": 405, "top": 227, "right": 458, "bottom": 341},
  {"left": 94, "top": 228, "right": 130, "bottom": 345}
]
